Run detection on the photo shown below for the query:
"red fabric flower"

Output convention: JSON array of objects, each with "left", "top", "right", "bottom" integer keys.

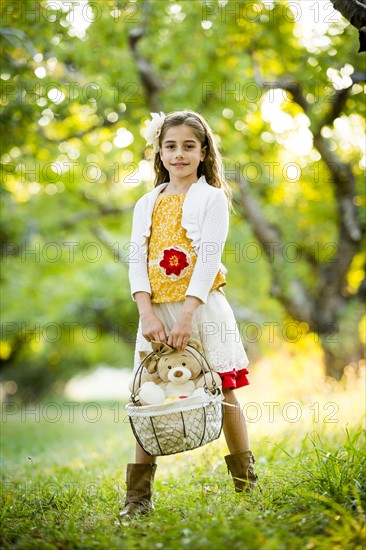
[{"left": 159, "top": 248, "right": 189, "bottom": 276}]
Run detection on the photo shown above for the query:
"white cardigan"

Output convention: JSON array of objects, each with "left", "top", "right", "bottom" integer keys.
[{"left": 128, "top": 176, "right": 229, "bottom": 304}]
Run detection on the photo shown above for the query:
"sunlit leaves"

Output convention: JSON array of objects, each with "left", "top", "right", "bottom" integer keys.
[{"left": 1, "top": 0, "right": 365, "bottom": 396}]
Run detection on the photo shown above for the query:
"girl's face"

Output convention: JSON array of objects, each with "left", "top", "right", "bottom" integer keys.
[{"left": 159, "top": 124, "right": 206, "bottom": 182}]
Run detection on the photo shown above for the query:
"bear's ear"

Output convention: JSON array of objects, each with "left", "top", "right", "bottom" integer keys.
[
  {"left": 186, "top": 339, "right": 209, "bottom": 372},
  {"left": 142, "top": 351, "right": 159, "bottom": 374},
  {"left": 187, "top": 338, "right": 203, "bottom": 352}
]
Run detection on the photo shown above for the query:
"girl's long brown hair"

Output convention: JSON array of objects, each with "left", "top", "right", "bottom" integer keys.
[{"left": 152, "top": 110, "right": 232, "bottom": 211}]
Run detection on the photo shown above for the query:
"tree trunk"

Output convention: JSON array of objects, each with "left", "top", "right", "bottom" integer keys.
[
  {"left": 321, "top": 341, "right": 349, "bottom": 380},
  {"left": 329, "top": 0, "right": 366, "bottom": 51},
  {"left": 320, "top": 334, "right": 365, "bottom": 380}
]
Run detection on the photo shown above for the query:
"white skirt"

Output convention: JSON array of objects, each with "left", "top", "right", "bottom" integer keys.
[{"left": 133, "top": 290, "right": 249, "bottom": 375}]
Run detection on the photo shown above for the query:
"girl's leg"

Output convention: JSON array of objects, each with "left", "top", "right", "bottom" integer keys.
[
  {"left": 222, "top": 388, "right": 257, "bottom": 492},
  {"left": 135, "top": 441, "right": 157, "bottom": 464},
  {"left": 222, "top": 388, "right": 250, "bottom": 453}
]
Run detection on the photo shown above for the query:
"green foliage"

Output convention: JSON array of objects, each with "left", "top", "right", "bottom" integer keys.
[{"left": 1, "top": 0, "right": 365, "bottom": 398}]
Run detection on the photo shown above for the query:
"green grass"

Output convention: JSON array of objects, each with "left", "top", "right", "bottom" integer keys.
[{"left": 1, "top": 400, "right": 365, "bottom": 550}]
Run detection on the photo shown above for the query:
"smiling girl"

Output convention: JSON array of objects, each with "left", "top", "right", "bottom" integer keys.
[{"left": 120, "top": 110, "right": 257, "bottom": 519}]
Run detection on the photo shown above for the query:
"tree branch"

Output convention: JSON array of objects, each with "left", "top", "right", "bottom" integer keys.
[
  {"left": 264, "top": 81, "right": 309, "bottom": 113},
  {"left": 232, "top": 170, "right": 315, "bottom": 324},
  {"left": 90, "top": 224, "right": 129, "bottom": 267},
  {"left": 0, "top": 27, "right": 37, "bottom": 56},
  {"left": 128, "top": 0, "right": 163, "bottom": 111},
  {"left": 59, "top": 206, "right": 130, "bottom": 230},
  {"left": 257, "top": 78, "right": 364, "bottom": 329},
  {"left": 248, "top": 54, "right": 365, "bottom": 330},
  {"left": 273, "top": 79, "right": 363, "bottom": 245},
  {"left": 234, "top": 174, "right": 282, "bottom": 245},
  {"left": 40, "top": 115, "right": 124, "bottom": 143},
  {"left": 322, "top": 72, "right": 366, "bottom": 127}
]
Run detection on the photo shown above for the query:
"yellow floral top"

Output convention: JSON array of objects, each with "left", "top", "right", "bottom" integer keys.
[{"left": 148, "top": 193, "right": 227, "bottom": 303}]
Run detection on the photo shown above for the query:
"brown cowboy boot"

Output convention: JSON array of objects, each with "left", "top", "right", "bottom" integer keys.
[
  {"left": 224, "top": 451, "right": 258, "bottom": 493},
  {"left": 119, "top": 463, "right": 157, "bottom": 519}
]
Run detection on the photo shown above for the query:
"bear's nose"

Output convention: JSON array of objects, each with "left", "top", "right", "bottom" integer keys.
[{"left": 174, "top": 371, "right": 183, "bottom": 378}]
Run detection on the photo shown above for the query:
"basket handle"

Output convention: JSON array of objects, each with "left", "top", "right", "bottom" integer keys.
[
  {"left": 130, "top": 343, "right": 220, "bottom": 403},
  {"left": 184, "top": 344, "right": 221, "bottom": 396}
]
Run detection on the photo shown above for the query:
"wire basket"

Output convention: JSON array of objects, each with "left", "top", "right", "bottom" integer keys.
[{"left": 125, "top": 345, "right": 224, "bottom": 456}]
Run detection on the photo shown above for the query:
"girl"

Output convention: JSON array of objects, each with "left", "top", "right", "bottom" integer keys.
[{"left": 120, "top": 110, "right": 257, "bottom": 519}]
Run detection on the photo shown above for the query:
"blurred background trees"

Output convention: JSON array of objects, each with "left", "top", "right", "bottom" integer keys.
[{"left": 1, "top": 0, "right": 365, "bottom": 400}]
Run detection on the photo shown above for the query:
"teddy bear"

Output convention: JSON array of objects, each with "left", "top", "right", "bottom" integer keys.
[{"left": 130, "top": 339, "right": 221, "bottom": 406}]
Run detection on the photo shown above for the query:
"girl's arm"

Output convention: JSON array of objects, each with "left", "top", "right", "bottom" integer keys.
[
  {"left": 134, "top": 291, "right": 167, "bottom": 344},
  {"left": 185, "top": 190, "right": 229, "bottom": 304},
  {"left": 128, "top": 196, "right": 152, "bottom": 300},
  {"left": 129, "top": 197, "right": 167, "bottom": 343}
]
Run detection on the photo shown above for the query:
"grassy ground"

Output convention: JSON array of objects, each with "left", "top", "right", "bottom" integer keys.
[{"left": 1, "top": 355, "right": 365, "bottom": 549}]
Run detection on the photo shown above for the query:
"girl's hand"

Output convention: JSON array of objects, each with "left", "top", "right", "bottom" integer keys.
[
  {"left": 167, "top": 296, "right": 202, "bottom": 350},
  {"left": 167, "top": 312, "right": 193, "bottom": 351},
  {"left": 141, "top": 312, "right": 167, "bottom": 343}
]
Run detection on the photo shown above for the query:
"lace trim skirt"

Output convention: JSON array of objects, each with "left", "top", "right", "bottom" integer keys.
[{"left": 133, "top": 290, "right": 250, "bottom": 388}]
